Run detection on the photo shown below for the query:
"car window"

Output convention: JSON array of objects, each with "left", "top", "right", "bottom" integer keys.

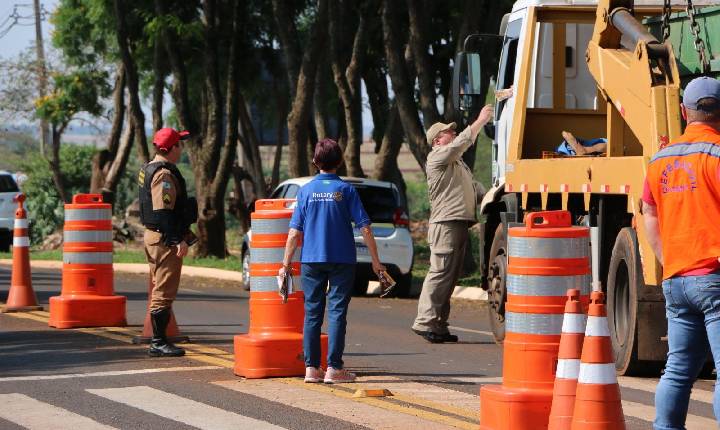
[
  {"left": 0, "top": 175, "right": 18, "bottom": 193},
  {"left": 353, "top": 185, "right": 397, "bottom": 223},
  {"left": 284, "top": 184, "right": 299, "bottom": 199},
  {"left": 270, "top": 185, "right": 286, "bottom": 199}
]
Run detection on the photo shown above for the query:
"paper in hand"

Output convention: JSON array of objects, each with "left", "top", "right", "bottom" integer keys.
[
  {"left": 378, "top": 270, "right": 397, "bottom": 298},
  {"left": 277, "top": 272, "right": 293, "bottom": 303}
]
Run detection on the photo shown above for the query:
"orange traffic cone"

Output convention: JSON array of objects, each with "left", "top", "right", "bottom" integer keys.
[
  {"left": 571, "top": 291, "right": 625, "bottom": 429},
  {"left": 548, "top": 289, "right": 586, "bottom": 430},
  {"left": 132, "top": 277, "right": 188, "bottom": 344},
  {"left": 2, "top": 194, "right": 42, "bottom": 313}
]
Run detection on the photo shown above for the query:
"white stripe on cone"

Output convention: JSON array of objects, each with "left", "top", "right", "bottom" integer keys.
[
  {"left": 556, "top": 358, "right": 581, "bottom": 379},
  {"left": 14, "top": 218, "right": 28, "bottom": 229},
  {"left": 585, "top": 315, "right": 610, "bottom": 337},
  {"left": 561, "top": 313, "right": 587, "bottom": 334},
  {"left": 13, "top": 237, "right": 29, "bottom": 247},
  {"left": 578, "top": 363, "right": 617, "bottom": 384}
]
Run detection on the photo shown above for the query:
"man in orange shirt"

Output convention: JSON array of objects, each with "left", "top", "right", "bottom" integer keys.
[{"left": 643, "top": 77, "right": 720, "bottom": 429}]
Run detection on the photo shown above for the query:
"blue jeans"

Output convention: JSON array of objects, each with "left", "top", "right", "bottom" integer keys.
[
  {"left": 655, "top": 273, "right": 720, "bottom": 430},
  {"left": 301, "top": 263, "right": 355, "bottom": 369}
]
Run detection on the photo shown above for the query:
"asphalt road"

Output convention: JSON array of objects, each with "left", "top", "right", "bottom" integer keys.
[{"left": 0, "top": 265, "right": 716, "bottom": 429}]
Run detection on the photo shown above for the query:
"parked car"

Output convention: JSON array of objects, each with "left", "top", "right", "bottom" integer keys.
[
  {"left": 0, "top": 171, "right": 20, "bottom": 252},
  {"left": 242, "top": 176, "right": 414, "bottom": 297}
]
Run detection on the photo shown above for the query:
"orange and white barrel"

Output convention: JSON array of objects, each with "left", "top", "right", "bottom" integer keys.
[
  {"left": 48, "top": 194, "right": 126, "bottom": 328},
  {"left": 234, "top": 199, "right": 327, "bottom": 378},
  {"left": 480, "top": 211, "right": 590, "bottom": 430}
]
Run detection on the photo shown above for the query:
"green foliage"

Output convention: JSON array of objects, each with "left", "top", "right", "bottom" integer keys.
[
  {"left": 35, "top": 70, "right": 110, "bottom": 127},
  {"left": 21, "top": 145, "right": 96, "bottom": 244},
  {"left": 406, "top": 178, "right": 430, "bottom": 221}
]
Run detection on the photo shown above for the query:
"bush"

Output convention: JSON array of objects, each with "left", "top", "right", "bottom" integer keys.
[
  {"left": 21, "top": 145, "right": 95, "bottom": 244},
  {"left": 406, "top": 179, "right": 430, "bottom": 221}
]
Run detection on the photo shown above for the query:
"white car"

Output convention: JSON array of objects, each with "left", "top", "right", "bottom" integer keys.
[
  {"left": 242, "top": 177, "right": 414, "bottom": 297},
  {"left": 0, "top": 171, "right": 20, "bottom": 251}
]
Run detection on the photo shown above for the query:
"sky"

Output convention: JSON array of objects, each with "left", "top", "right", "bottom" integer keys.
[{"left": 0, "top": 0, "right": 58, "bottom": 60}]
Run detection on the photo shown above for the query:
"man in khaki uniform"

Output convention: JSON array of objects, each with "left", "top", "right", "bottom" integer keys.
[
  {"left": 412, "top": 105, "right": 493, "bottom": 343},
  {"left": 139, "top": 127, "right": 198, "bottom": 357}
]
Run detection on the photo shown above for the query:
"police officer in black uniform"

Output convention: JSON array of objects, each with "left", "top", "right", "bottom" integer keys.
[{"left": 139, "top": 127, "right": 198, "bottom": 357}]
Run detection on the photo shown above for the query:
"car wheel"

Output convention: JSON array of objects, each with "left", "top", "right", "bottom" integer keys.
[
  {"left": 353, "top": 271, "right": 370, "bottom": 296},
  {"left": 487, "top": 224, "right": 507, "bottom": 344},
  {"left": 241, "top": 248, "right": 251, "bottom": 291},
  {"left": 383, "top": 268, "right": 413, "bottom": 298},
  {"left": 0, "top": 231, "right": 10, "bottom": 252}
]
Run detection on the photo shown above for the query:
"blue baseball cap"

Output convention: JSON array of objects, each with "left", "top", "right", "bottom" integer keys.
[{"left": 683, "top": 77, "right": 720, "bottom": 111}]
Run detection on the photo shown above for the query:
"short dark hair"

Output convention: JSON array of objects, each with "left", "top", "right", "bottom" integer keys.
[
  {"left": 313, "top": 138, "right": 343, "bottom": 170},
  {"left": 691, "top": 97, "right": 720, "bottom": 122}
]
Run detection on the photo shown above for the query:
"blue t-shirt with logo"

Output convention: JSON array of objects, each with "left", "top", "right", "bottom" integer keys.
[{"left": 289, "top": 173, "right": 371, "bottom": 264}]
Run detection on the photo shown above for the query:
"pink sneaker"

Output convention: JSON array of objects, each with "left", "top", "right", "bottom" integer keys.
[
  {"left": 323, "top": 367, "right": 356, "bottom": 384},
  {"left": 304, "top": 367, "right": 325, "bottom": 383}
]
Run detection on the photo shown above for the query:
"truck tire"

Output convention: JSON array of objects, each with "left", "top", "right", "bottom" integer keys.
[
  {"left": 607, "top": 227, "right": 642, "bottom": 375},
  {"left": 353, "top": 271, "right": 371, "bottom": 296},
  {"left": 487, "top": 224, "right": 507, "bottom": 344}
]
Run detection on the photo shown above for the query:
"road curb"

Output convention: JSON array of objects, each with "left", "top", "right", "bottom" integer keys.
[{"left": 0, "top": 259, "right": 488, "bottom": 301}]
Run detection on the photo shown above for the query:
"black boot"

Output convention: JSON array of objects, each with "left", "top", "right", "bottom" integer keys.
[{"left": 148, "top": 308, "right": 185, "bottom": 357}]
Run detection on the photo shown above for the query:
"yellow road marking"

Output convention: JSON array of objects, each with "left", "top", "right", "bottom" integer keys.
[
  {"left": 3, "top": 310, "right": 477, "bottom": 428},
  {"left": 279, "top": 378, "right": 478, "bottom": 429}
]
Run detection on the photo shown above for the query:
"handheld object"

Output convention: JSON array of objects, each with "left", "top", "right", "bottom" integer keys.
[{"left": 378, "top": 270, "right": 397, "bottom": 298}]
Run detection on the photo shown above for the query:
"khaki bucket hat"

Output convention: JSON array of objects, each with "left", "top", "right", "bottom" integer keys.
[{"left": 426, "top": 122, "right": 457, "bottom": 145}]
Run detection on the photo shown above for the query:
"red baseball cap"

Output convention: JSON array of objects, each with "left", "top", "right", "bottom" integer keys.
[{"left": 153, "top": 127, "right": 190, "bottom": 151}]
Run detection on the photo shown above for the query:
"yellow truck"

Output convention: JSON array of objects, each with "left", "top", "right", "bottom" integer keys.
[{"left": 453, "top": 0, "right": 717, "bottom": 374}]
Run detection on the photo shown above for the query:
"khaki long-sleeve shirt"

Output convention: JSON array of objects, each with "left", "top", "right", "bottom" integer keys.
[{"left": 426, "top": 126, "right": 477, "bottom": 224}]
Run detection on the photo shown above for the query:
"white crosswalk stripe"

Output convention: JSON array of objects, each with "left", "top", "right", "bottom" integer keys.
[
  {"left": 86, "top": 386, "right": 286, "bottom": 430},
  {"left": 0, "top": 393, "right": 117, "bottom": 430}
]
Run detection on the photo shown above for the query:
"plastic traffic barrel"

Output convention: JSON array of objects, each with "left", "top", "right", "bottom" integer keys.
[
  {"left": 48, "top": 194, "right": 126, "bottom": 328},
  {"left": 234, "top": 199, "right": 327, "bottom": 378},
  {"left": 480, "top": 210, "right": 590, "bottom": 430}
]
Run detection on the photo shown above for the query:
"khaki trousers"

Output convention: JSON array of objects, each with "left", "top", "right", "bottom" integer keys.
[
  {"left": 412, "top": 221, "right": 470, "bottom": 334},
  {"left": 144, "top": 230, "right": 183, "bottom": 312}
]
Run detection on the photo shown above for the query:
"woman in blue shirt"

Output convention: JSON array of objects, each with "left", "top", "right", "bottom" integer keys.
[{"left": 279, "top": 138, "right": 385, "bottom": 384}]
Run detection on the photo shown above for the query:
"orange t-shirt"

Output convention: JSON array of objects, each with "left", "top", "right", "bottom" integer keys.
[{"left": 642, "top": 123, "right": 720, "bottom": 279}]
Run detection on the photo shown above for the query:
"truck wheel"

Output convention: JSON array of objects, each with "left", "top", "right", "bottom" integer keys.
[
  {"left": 386, "top": 269, "right": 412, "bottom": 298},
  {"left": 607, "top": 227, "right": 642, "bottom": 375},
  {"left": 487, "top": 224, "right": 507, "bottom": 344}
]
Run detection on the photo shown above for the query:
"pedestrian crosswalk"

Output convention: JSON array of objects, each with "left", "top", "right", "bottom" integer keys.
[{"left": 0, "top": 374, "right": 715, "bottom": 429}]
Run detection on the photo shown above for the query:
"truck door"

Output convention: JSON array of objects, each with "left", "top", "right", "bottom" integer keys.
[{"left": 493, "top": 19, "right": 521, "bottom": 186}]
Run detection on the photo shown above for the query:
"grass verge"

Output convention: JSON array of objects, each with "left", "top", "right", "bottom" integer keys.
[{"left": 0, "top": 248, "right": 242, "bottom": 272}]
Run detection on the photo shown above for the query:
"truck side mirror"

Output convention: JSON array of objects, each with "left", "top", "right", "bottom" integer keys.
[{"left": 452, "top": 52, "right": 483, "bottom": 125}]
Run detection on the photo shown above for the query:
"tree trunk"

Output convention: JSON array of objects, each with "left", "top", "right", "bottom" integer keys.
[
  {"left": 407, "top": 0, "right": 440, "bottom": 126},
  {"left": 270, "top": 78, "right": 287, "bottom": 191},
  {"left": 313, "top": 57, "right": 331, "bottom": 141},
  {"left": 381, "top": 0, "right": 430, "bottom": 173},
  {"left": 114, "top": 0, "right": 148, "bottom": 163},
  {"left": 372, "top": 102, "right": 407, "bottom": 211},
  {"left": 362, "top": 57, "right": 390, "bottom": 153},
  {"left": 329, "top": 0, "right": 365, "bottom": 178},
  {"left": 49, "top": 124, "right": 69, "bottom": 203},
  {"left": 272, "top": 0, "right": 301, "bottom": 99},
  {"left": 152, "top": 38, "right": 166, "bottom": 133},
  {"left": 229, "top": 164, "right": 253, "bottom": 234},
  {"left": 101, "top": 112, "right": 136, "bottom": 204},
  {"left": 90, "top": 64, "right": 126, "bottom": 194},
  {"left": 285, "top": 0, "right": 329, "bottom": 178},
  {"left": 238, "top": 93, "right": 267, "bottom": 198}
]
